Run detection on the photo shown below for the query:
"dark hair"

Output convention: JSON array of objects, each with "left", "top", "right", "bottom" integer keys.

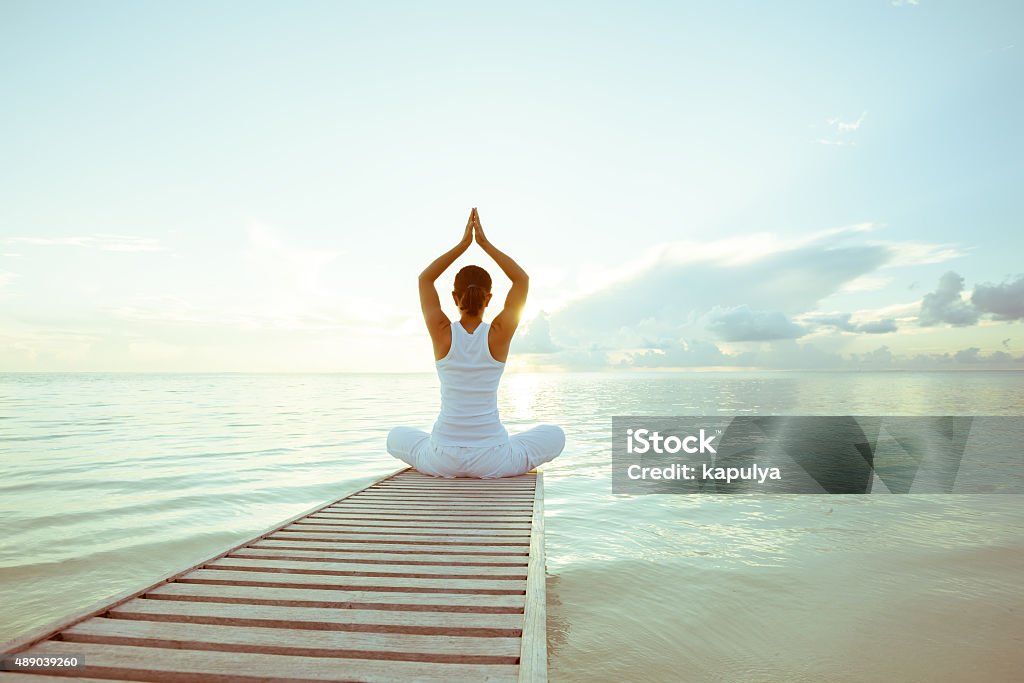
[{"left": 454, "top": 265, "right": 492, "bottom": 316}]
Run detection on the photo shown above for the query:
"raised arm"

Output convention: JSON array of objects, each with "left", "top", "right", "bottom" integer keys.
[
  {"left": 472, "top": 210, "right": 529, "bottom": 338},
  {"left": 419, "top": 209, "right": 473, "bottom": 341}
]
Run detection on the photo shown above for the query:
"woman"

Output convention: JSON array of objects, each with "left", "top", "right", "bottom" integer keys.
[{"left": 387, "top": 208, "right": 565, "bottom": 478}]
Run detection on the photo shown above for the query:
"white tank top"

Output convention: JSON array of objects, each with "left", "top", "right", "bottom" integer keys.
[{"left": 431, "top": 321, "right": 509, "bottom": 447}]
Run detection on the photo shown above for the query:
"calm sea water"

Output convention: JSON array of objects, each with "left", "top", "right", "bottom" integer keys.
[{"left": 1, "top": 371, "right": 1022, "bottom": 682}]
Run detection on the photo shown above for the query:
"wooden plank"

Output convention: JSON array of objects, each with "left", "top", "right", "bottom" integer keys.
[
  {"left": 63, "top": 617, "right": 523, "bottom": 662},
  {"left": 0, "top": 467, "right": 407, "bottom": 655},
  {"left": 270, "top": 531, "right": 530, "bottom": 546},
  {"left": 346, "top": 499, "right": 534, "bottom": 506},
  {"left": 15, "top": 641, "right": 519, "bottom": 683},
  {"left": 327, "top": 500, "right": 533, "bottom": 508},
  {"left": 367, "top": 492, "right": 534, "bottom": 498},
  {"left": 0, "top": 675, "right": 145, "bottom": 683},
  {"left": 107, "top": 598, "right": 523, "bottom": 636},
  {"left": 383, "top": 483, "right": 531, "bottom": 489},
  {"left": 385, "top": 474, "right": 533, "bottom": 480},
  {"left": 252, "top": 539, "right": 529, "bottom": 556},
  {"left": 147, "top": 582, "right": 526, "bottom": 612},
  {"left": 376, "top": 485, "right": 536, "bottom": 491},
  {"left": 519, "top": 472, "right": 547, "bottom": 683},
  {"left": 354, "top": 491, "right": 536, "bottom": 498},
  {"left": 378, "top": 478, "right": 535, "bottom": 484},
  {"left": 327, "top": 499, "right": 536, "bottom": 509},
  {"left": 348, "top": 497, "right": 536, "bottom": 507},
  {"left": 287, "top": 521, "right": 531, "bottom": 535},
  {"left": 307, "top": 513, "right": 532, "bottom": 525},
  {"left": 236, "top": 547, "right": 528, "bottom": 565},
  {"left": 177, "top": 568, "right": 527, "bottom": 593},
  {"left": 208, "top": 557, "right": 528, "bottom": 578},
  {"left": 322, "top": 507, "right": 534, "bottom": 515},
  {"left": 319, "top": 507, "right": 532, "bottom": 518}
]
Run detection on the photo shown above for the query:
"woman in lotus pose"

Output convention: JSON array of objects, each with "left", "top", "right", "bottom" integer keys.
[{"left": 387, "top": 208, "right": 565, "bottom": 478}]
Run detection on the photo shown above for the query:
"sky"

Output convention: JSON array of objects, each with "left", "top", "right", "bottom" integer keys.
[{"left": 1, "top": 0, "right": 1022, "bottom": 372}]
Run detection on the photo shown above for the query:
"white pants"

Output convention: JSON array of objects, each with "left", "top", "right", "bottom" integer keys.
[{"left": 386, "top": 425, "right": 565, "bottom": 479}]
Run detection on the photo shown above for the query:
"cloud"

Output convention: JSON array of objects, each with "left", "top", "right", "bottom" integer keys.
[
  {"left": 509, "top": 221, "right": 1024, "bottom": 370},
  {"left": 971, "top": 275, "right": 1024, "bottom": 321},
  {"left": 827, "top": 111, "right": 868, "bottom": 133},
  {"left": 954, "top": 347, "right": 983, "bottom": 363},
  {"left": 882, "top": 241, "right": 966, "bottom": 266},
  {"left": 857, "top": 318, "right": 899, "bottom": 334},
  {"left": 623, "top": 339, "right": 1022, "bottom": 371},
  {"left": 850, "top": 346, "right": 1023, "bottom": 369},
  {"left": 816, "top": 111, "right": 868, "bottom": 145},
  {"left": 107, "top": 224, "right": 360, "bottom": 333},
  {"left": 804, "top": 312, "right": 898, "bottom": 334},
  {"left": 918, "top": 271, "right": 980, "bottom": 326},
  {"left": 706, "top": 306, "right": 806, "bottom": 342},
  {"left": 548, "top": 228, "right": 893, "bottom": 350},
  {"left": 840, "top": 275, "right": 891, "bottom": 292},
  {"left": 512, "top": 312, "right": 560, "bottom": 353},
  {"left": 912, "top": 271, "right": 1024, "bottom": 329},
  {"left": 2, "top": 234, "right": 165, "bottom": 252},
  {"left": 522, "top": 229, "right": 1004, "bottom": 370},
  {"left": 628, "top": 339, "right": 730, "bottom": 368}
]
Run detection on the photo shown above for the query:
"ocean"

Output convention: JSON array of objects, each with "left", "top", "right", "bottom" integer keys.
[{"left": 1, "top": 371, "right": 1022, "bottom": 681}]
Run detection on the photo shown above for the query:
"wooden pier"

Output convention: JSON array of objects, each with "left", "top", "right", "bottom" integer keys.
[{"left": 0, "top": 468, "right": 547, "bottom": 682}]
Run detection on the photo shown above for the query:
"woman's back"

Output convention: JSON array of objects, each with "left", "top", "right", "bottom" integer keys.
[
  {"left": 431, "top": 321, "right": 509, "bottom": 447},
  {"left": 386, "top": 207, "right": 563, "bottom": 478}
]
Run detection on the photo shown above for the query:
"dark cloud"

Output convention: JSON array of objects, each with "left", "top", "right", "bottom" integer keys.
[
  {"left": 972, "top": 275, "right": 1024, "bottom": 321},
  {"left": 918, "top": 271, "right": 980, "bottom": 326},
  {"left": 706, "top": 306, "right": 806, "bottom": 342}
]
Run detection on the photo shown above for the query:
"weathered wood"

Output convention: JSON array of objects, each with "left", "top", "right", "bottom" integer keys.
[
  {"left": 207, "top": 556, "right": 528, "bottom": 578},
  {"left": 62, "top": 617, "right": 524, "bottom": 662},
  {"left": 519, "top": 471, "right": 548, "bottom": 683},
  {"left": 252, "top": 539, "right": 529, "bottom": 555},
  {"left": 271, "top": 530, "right": 531, "bottom": 546},
  {"left": 354, "top": 492, "right": 535, "bottom": 500},
  {"left": 177, "top": 568, "right": 527, "bottom": 593},
  {"left": 286, "top": 521, "right": 532, "bottom": 535},
  {"left": 235, "top": 547, "right": 529, "bottom": 565},
  {"left": 307, "top": 513, "right": 532, "bottom": 525},
  {"left": 107, "top": 598, "right": 523, "bottom": 636},
  {"left": 0, "top": 675, "right": 140, "bottom": 683},
  {"left": 1, "top": 466, "right": 548, "bottom": 682},
  {"left": 327, "top": 502, "right": 535, "bottom": 511},
  {"left": 146, "top": 582, "right": 527, "bottom": 611},
  {"left": 318, "top": 508, "right": 534, "bottom": 518},
  {"left": 0, "top": 467, "right": 407, "bottom": 655},
  {"left": 13, "top": 641, "right": 520, "bottom": 682}
]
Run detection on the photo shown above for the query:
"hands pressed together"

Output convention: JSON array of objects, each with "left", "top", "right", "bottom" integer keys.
[{"left": 460, "top": 207, "right": 490, "bottom": 248}]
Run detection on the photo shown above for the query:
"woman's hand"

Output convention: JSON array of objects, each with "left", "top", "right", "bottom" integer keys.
[
  {"left": 460, "top": 208, "right": 475, "bottom": 247},
  {"left": 472, "top": 208, "right": 490, "bottom": 246}
]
